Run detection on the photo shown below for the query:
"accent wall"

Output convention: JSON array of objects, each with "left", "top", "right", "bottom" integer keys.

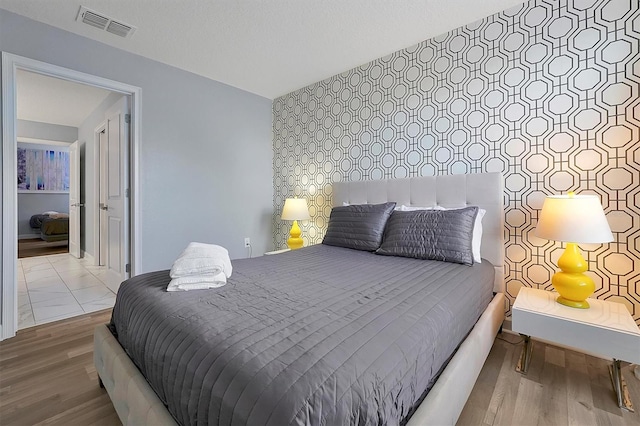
[{"left": 272, "top": 0, "right": 640, "bottom": 323}]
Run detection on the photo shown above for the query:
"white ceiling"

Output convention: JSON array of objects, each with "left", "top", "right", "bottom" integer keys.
[
  {"left": 17, "top": 69, "right": 113, "bottom": 127},
  {"left": 2, "top": 1, "right": 528, "bottom": 100}
]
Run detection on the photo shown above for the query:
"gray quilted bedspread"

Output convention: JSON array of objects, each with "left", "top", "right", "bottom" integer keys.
[{"left": 111, "top": 244, "right": 494, "bottom": 426}]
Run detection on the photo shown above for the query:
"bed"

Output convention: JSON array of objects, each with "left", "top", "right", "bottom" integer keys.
[
  {"left": 29, "top": 213, "right": 69, "bottom": 242},
  {"left": 94, "top": 172, "right": 505, "bottom": 425}
]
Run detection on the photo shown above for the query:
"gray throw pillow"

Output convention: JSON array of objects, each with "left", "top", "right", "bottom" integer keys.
[
  {"left": 376, "top": 207, "right": 478, "bottom": 265},
  {"left": 322, "top": 202, "right": 396, "bottom": 251}
]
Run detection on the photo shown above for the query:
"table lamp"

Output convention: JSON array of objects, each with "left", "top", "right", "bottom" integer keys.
[
  {"left": 535, "top": 192, "right": 613, "bottom": 308},
  {"left": 281, "top": 198, "right": 310, "bottom": 250}
]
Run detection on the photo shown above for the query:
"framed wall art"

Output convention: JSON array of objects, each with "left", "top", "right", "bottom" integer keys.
[{"left": 17, "top": 146, "right": 70, "bottom": 193}]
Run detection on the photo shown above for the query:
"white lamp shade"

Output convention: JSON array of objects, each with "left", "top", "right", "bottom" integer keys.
[
  {"left": 281, "top": 198, "right": 310, "bottom": 221},
  {"left": 535, "top": 194, "right": 613, "bottom": 243}
]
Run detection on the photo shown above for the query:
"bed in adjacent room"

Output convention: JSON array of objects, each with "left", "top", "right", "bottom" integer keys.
[
  {"left": 29, "top": 212, "right": 69, "bottom": 242},
  {"left": 94, "top": 172, "right": 505, "bottom": 425}
]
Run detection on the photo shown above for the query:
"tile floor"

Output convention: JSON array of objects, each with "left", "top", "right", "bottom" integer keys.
[{"left": 17, "top": 254, "right": 116, "bottom": 330}]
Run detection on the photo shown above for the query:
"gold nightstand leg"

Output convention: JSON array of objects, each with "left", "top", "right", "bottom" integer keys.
[
  {"left": 516, "top": 334, "right": 532, "bottom": 374},
  {"left": 609, "top": 359, "right": 634, "bottom": 412}
]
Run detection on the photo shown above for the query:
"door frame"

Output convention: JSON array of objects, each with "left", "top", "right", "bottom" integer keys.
[
  {"left": 68, "top": 140, "right": 81, "bottom": 259},
  {"left": 1, "top": 52, "right": 142, "bottom": 340},
  {"left": 94, "top": 122, "right": 107, "bottom": 266}
]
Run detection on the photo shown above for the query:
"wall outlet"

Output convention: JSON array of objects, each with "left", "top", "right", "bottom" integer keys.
[{"left": 244, "top": 237, "right": 251, "bottom": 248}]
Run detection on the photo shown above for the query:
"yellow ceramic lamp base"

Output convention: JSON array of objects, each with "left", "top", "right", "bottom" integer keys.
[
  {"left": 287, "top": 220, "right": 304, "bottom": 250},
  {"left": 552, "top": 242, "right": 595, "bottom": 309}
]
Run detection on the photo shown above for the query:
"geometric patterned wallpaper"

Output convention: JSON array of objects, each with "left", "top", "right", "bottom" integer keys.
[{"left": 272, "top": 0, "right": 640, "bottom": 324}]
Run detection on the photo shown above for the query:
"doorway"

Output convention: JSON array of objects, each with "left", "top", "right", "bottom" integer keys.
[
  {"left": 2, "top": 53, "right": 141, "bottom": 340},
  {"left": 14, "top": 70, "right": 128, "bottom": 330},
  {"left": 16, "top": 137, "right": 74, "bottom": 260}
]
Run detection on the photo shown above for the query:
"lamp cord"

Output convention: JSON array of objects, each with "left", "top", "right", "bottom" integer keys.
[
  {"left": 496, "top": 333, "right": 524, "bottom": 345},
  {"left": 247, "top": 243, "right": 252, "bottom": 258}
]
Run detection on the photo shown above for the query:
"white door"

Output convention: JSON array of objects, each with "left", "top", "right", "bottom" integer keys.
[
  {"left": 99, "top": 129, "right": 108, "bottom": 266},
  {"left": 104, "top": 96, "right": 130, "bottom": 290},
  {"left": 68, "top": 141, "right": 81, "bottom": 258}
]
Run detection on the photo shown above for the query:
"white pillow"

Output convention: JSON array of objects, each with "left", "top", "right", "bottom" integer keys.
[
  {"left": 470, "top": 209, "right": 485, "bottom": 264},
  {"left": 398, "top": 205, "right": 446, "bottom": 211},
  {"left": 397, "top": 205, "right": 485, "bottom": 263}
]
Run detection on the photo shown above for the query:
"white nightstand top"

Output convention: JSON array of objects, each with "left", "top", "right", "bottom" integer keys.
[
  {"left": 514, "top": 287, "right": 640, "bottom": 336},
  {"left": 264, "top": 248, "right": 291, "bottom": 255},
  {"left": 512, "top": 287, "right": 640, "bottom": 363}
]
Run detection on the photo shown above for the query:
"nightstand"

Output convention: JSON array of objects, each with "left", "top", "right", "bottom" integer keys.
[
  {"left": 512, "top": 287, "right": 640, "bottom": 411},
  {"left": 264, "top": 248, "right": 291, "bottom": 255}
]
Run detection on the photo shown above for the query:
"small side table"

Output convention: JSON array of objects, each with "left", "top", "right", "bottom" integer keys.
[
  {"left": 512, "top": 287, "right": 640, "bottom": 412},
  {"left": 264, "top": 248, "right": 291, "bottom": 255}
]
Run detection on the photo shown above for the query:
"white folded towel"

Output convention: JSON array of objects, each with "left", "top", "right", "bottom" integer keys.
[
  {"left": 170, "top": 242, "right": 232, "bottom": 279},
  {"left": 167, "top": 272, "right": 227, "bottom": 292},
  {"left": 167, "top": 242, "right": 232, "bottom": 292}
]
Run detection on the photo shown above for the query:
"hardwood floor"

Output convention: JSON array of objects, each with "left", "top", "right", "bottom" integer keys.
[
  {"left": 18, "top": 238, "right": 69, "bottom": 259},
  {"left": 458, "top": 333, "right": 640, "bottom": 425},
  {"left": 1, "top": 311, "right": 638, "bottom": 425},
  {"left": 0, "top": 309, "right": 119, "bottom": 425}
]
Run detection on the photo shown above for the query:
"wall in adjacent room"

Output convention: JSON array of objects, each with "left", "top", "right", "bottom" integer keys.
[
  {"left": 76, "top": 92, "right": 123, "bottom": 256},
  {"left": 17, "top": 192, "right": 69, "bottom": 237},
  {"left": 272, "top": 0, "right": 640, "bottom": 323},
  {"left": 17, "top": 119, "right": 77, "bottom": 142}
]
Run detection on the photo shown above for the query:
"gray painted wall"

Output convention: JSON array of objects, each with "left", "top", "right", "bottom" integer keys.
[{"left": 1, "top": 9, "right": 274, "bottom": 277}]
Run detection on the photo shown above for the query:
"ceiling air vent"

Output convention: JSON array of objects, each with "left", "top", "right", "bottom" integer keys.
[
  {"left": 106, "top": 21, "right": 133, "bottom": 38},
  {"left": 80, "top": 9, "right": 109, "bottom": 30},
  {"left": 76, "top": 6, "right": 137, "bottom": 38}
]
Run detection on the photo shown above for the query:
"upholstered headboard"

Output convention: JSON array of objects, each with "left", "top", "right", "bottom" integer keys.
[{"left": 332, "top": 173, "right": 504, "bottom": 293}]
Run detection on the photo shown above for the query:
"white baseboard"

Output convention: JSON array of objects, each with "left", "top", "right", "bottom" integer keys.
[
  {"left": 81, "top": 251, "right": 96, "bottom": 264},
  {"left": 18, "top": 233, "right": 40, "bottom": 240}
]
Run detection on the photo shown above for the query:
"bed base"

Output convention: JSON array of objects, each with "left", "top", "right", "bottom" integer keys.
[
  {"left": 94, "top": 324, "right": 178, "bottom": 425},
  {"left": 406, "top": 292, "right": 505, "bottom": 425},
  {"left": 94, "top": 292, "right": 505, "bottom": 426}
]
